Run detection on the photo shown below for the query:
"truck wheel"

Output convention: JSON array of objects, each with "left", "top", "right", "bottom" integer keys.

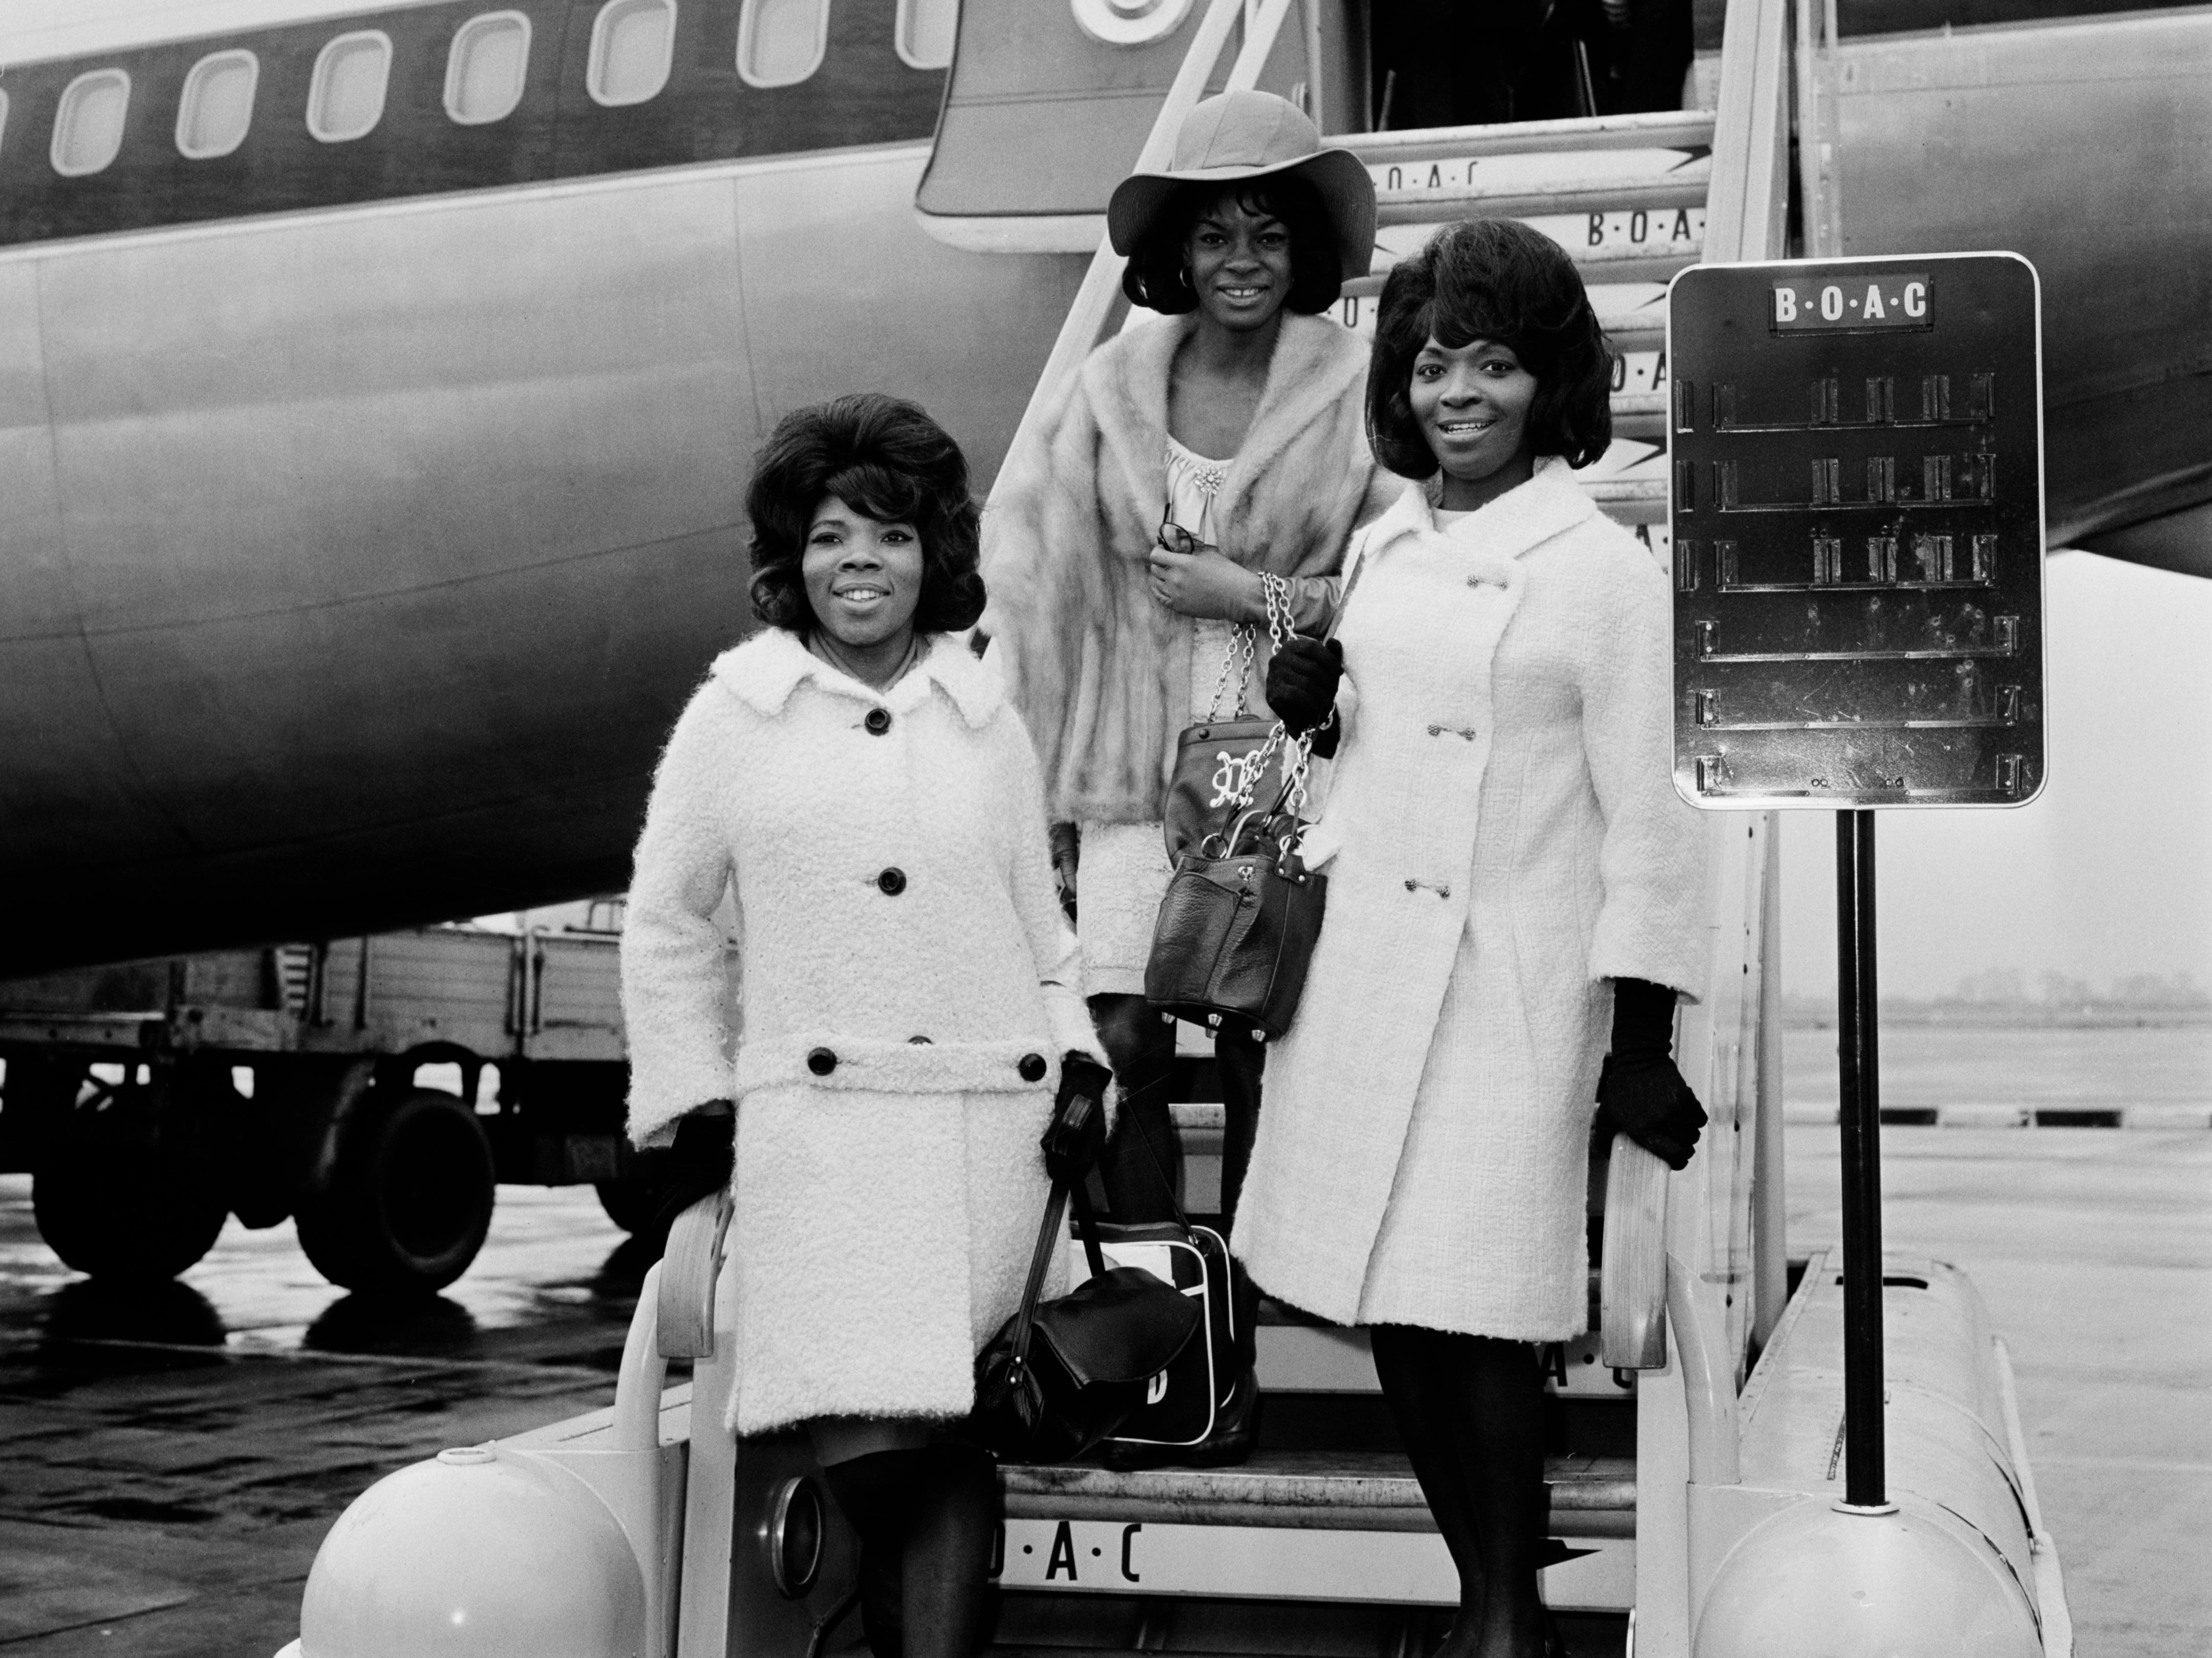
[
  {"left": 34, "top": 1153, "right": 230, "bottom": 1283},
  {"left": 296, "top": 1089, "right": 494, "bottom": 1294}
]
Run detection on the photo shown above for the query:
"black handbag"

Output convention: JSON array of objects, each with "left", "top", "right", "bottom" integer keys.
[
  {"left": 972, "top": 1177, "right": 1202, "bottom": 1463},
  {"left": 1145, "top": 790, "right": 1327, "bottom": 1043},
  {"left": 1163, "top": 715, "right": 1290, "bottom": 864},
  {"left": 1162, "top": 574, "right": 1304, "bottom": 864}
]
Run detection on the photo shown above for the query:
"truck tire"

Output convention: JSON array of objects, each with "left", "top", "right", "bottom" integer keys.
[
  {"left": 295, "top": 1089, "right": 495, "bottom": 1294},
  {"left": 34, "top": 1152, "right": 230, "bottom": 1283}
]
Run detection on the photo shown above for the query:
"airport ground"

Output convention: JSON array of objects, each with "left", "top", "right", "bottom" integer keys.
[{"left": 1, "top": 1120, "right": 2206, "bottom": 1656}]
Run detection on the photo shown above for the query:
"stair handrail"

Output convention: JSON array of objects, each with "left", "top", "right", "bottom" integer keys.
[
  {"left": 1604, "top": 0, "right": 1794, "bottom": 1386},
  {"left": 985, "top": 0, "right": 1304, "bottom": 497}
]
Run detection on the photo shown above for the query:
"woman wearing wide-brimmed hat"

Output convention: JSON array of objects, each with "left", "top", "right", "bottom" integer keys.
[{"left": 982, "top": 91, "right": 1392, "bottom": 1297}]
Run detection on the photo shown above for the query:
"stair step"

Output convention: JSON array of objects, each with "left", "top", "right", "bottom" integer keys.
[
  {"left": 1376, "top": 169, "right": 1708, "bottom": 227},
  {"left": 1342, "top": 109, "right": 1716, "bottom": 167},
  {"left": 1583, "top": 477, "right": 1668, "bottom": 525},
  {"left": 1612, "top": 391, "right": 1666, "bottom": 441},
  {"left": 1001, "top": 1449, "right": 1636, "bottom": 1537},
  {"left": 1352, "top": 241, "right": 1698, "bottom": 296},
  {"left": 1599, "top": 313, "right": 1665, "bottom": 352}
]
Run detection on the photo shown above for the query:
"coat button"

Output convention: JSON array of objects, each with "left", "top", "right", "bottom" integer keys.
[
  {"left": 807, "top": 1047, "right": 837, "bottom": 1076},
  {"left": 1017, "top": 1053, "right": 1047, "bottom": 1082},
  {"left": 864, "top": 707, "right": 892, "bottom": 735},
  {"left": 876, "top": 867, "right": 907, "bottom": 896}
]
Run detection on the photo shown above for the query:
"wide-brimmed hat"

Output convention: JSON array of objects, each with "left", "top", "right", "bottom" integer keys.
[{"left": 1106, "top": 90, "right": 1376, "bottom": 281}]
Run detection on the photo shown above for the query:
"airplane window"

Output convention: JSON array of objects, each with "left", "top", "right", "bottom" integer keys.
[
  {"left": 177, "top": 50, "right": 259, "bottom": 160},
  {"left": 736, "top": 0, "right": 829, "bottom": 89},
  {"left": 52, "top": 69, "right": 131, "bottom": 178},
  {"left": 895, "top": 0, "right": 957, "bottom": 70},
  {"left": 589, "top": 0, "right": 677, "bottom": 107},
  {"left": 446, "top": 12, "right": 533, "bottom": 125},
  {"left": 308, "top": 31, "right": 392, "bottom": 142}
]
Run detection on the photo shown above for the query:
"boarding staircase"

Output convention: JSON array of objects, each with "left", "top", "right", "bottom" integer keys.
[
  {"left": 640, "top": 4, "right": 1791, "bottom": 1657},
  {"left": 954, "top": 3, "right": 1791, "bottom": 1655}
]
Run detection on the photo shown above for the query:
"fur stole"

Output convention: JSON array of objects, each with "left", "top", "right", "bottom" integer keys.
[{"left": 981, "top": 311, "right": 1392, "bottom": 824}]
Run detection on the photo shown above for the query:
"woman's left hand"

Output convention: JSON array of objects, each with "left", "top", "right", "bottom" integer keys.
[{"left": 1148, "top": 544, "right": 1262, "bottom": 622}]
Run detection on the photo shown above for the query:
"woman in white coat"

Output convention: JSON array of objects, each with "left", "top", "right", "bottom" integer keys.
[
  {"left": 1247, "top": 222, "right": 1711, "bottom": 1658},
  {"left": 620, "top": 395, "right": 1107, "bottom": 1658}
]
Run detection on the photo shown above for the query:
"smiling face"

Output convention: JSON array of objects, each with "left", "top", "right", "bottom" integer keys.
[
  {"left": 801, "top": 495, "right": 925, "bottom": 651},
  {"left": 1409, "top": 335, "right": 1541, "bottom": 510},
  {"left": 1183, "top": 192, "right": 1295, "bottom": 334}
]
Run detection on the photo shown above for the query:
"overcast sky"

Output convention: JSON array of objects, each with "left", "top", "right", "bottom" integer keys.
[
  {"left": 1777, "top": 551, "right": 2212, "bottom": 1000},
  {"left": 11, "top": 3, "right": 2208, "bottom": 1002}
]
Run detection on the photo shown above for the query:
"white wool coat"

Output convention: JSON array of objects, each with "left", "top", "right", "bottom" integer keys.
[
  {"left": 1232, "top": 462, "right": 1709, "bottom": 1341},
  {"left": 980, "top": 310, "right": 1396, "bottom": 824},
  {"left": 620, "top": 630, "right": 1096, "bottom": 1435}
]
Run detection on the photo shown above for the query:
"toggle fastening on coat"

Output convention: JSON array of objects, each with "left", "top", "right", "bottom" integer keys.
[{"left": 1233, "top": 462, "right": 1710, "bottom": 1341}]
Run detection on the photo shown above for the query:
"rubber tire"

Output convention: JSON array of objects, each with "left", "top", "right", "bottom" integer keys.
[
  {"left": 594, "top": 1175, "right": 664, "bottom": 1236},
  {"left": 295, "top": 1089, "right": 495, "bottom": 1294},
  {"left": 33, "top": 1148, "right": 229, "bottom": 1283}
]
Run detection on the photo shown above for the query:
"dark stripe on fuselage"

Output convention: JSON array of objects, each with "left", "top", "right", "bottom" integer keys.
[{"left": 0, "top": 0, "right": 942, "bottom": 246}]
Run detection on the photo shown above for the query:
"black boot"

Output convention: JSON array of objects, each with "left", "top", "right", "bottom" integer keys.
[
  {"left": 898, "top": 1443, "right": 1001, "bottom": 1658},
  {"left": 1089, "top": 992, "right": 1182, "bottom": 1221},
  {"left": 1370, "top": 1326, "right": 1551, "bottom": 1658},
  {"left": 822, "top": 1450, "right": 915, "bottom": 1658}
]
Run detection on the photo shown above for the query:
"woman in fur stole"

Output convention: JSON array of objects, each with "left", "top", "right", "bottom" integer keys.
[{"left": 979, "top": 92, "right": 1391, "bottom": 1311}]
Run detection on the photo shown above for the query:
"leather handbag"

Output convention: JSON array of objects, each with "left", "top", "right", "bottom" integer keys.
[
  {"left": 1144, "top": 794, "right": 1327, "bottom": 1043},
  {"left": 1163, "top": 715, "right": 1288, "bottom": 864},
  {"left": 972, "top": 1177, "right": 1202, "bottom": 1463},
  {"left": 1161, "top": 574, "right": 1301, "bottom": 864}
]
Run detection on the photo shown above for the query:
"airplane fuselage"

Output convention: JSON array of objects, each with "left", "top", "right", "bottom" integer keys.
[{"left": 0, "top": 0, "right": 1081, "bottom": 973}]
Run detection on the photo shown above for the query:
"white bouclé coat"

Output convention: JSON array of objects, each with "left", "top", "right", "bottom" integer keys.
[
  {"left": 1232, "top": 462, "right": 1710, "bottom": 1341},
  {"left": 620, "top": 629, "right": 1096, "bottom": 1435}
]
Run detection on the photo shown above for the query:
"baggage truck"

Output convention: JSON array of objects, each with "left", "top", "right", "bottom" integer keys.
[{"left": 0, "top": 902, "right": 702, "bottom": 1293}]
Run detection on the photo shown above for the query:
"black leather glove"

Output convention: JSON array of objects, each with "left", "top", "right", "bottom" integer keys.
[
  {"left": 1040, "top": 1053, "right": 1112, "bottom": 1184},
  {"left": 1265, "top": 636, "right": 1343, "bottom": 738},
  {"left": 1594, "top": 978, "right": 1707, "bottom": 1170},
  {"left": 653, "top": 1106, "right": 734, "bottom": 1228}
]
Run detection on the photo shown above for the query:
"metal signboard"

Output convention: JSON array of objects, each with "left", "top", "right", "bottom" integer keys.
[{"left": 1667, "top": 254, "right": 2045, "bottom": 809}]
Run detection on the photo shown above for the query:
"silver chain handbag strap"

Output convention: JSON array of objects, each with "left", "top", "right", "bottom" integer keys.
[{"left": 1206, "top": 622, "right": 1257, "bottom": 721}]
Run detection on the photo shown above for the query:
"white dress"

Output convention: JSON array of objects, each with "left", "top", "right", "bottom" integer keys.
[{"left": 1074, "top": 437, "right": 1272, "bottom": 996}]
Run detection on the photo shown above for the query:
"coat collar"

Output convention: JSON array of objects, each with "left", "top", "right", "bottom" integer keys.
[
  {"left": 1084, "top": 312, "right": 1368, "bottom": 557},
  {"left": 712, "top": 628, "right": 1002, "bottom": 728},
  {"left": 1360, "top": 456, "right": 1599, "bottom": 581}
]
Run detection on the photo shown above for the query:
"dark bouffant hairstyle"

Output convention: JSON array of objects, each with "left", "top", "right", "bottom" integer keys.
[
  {"left": 745, "top": 393, "right": 985, "bottom": 634},
  {"left": 1366, "top": 218, "right": 1615, "bottom": 478},
  {"left": 1122, "top": 175, "right": 1343, "bottom": 315}
]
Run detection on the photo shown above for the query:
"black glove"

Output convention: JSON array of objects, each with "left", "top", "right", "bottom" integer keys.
[
  {"left": 1265, "top": 636, "right": 1343, "bottom": 738},
  {"left": 1594, "top": 978, "right": 1707, "bottom": 1170},
  {"left": 1040, "top": 1053, "right": 1112, "bottom": 1184},
  {"left": 653, "top": 1106, "right": 734, "bottom": 1228}
]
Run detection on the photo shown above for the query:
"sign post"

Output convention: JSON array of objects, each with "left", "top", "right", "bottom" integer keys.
[{"left": 1666, "top": 253, "right": 2045, "bottom": 1511}]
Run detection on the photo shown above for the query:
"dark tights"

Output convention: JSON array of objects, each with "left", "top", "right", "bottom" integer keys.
[
  {"left": 1369, "top": 1326, "right": 1551, "bottom": 1658},
  {"left": 820, "top": 1444, "right": 998, "bottom": 1658},
  {"left": 1087, "top": 991, "right": 1264, "bottom": 1223}
]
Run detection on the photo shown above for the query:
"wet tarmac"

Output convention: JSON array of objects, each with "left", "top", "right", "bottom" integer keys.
[
  {"left": 0, "top": 1180, "right": 653, "bottom": 1655},
  {"left": 3, "top": 1124, "right": 2206, "bottom": 1656}
]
